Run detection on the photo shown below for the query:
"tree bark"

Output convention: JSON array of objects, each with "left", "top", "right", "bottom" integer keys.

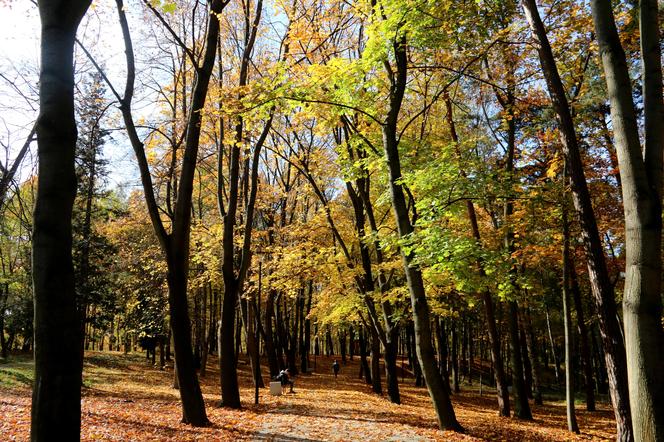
[
  {"left": 263, "top": 289, "right": 280, "bottom": 376},
  {"left": 523, "top": 308, "right": 543, "bottom": 405},
  {"left": 219, "top": 279, "right": 241, "bottom": 407},
  {"left": 569, "top": 264, "right": 595, "bottom": 411},
  {"left": 368, "top": 325, "right": 382, "bottom": 394},
  {"left": 590, "top": 1, "right": 664, "bottom": 439},
  {"left": 435, "top": 318, "right": 451, "bottom": 394},
  {"left": 31, "top": 2, "right": 91, "bottom": 440},
  {"left": 451, "top": 323, "right": 460, "bottom": 393},
  {"left": 358, "top": 325, "right": 372, "bottom": 384},
  {"left": 563, "top": 189, "right": 580, "bottom": 434}
]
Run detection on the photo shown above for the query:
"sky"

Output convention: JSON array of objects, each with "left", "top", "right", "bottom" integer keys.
[{"left": 0, "top": 1, "right": 141, "bottom": 194}]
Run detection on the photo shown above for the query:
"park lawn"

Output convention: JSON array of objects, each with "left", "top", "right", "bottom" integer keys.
[{"left": 0, "top": 351, "right": 615, "bottom": 441}]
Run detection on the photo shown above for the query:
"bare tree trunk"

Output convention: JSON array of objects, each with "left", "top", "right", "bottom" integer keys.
[
  {"left": 524, "top": 308, "right": 543, "bottom": 405},
  {"left": 544, "top": 305, "right": 561, "bottom": 384},
  {"left": 241, "top": 296, "right": 264, "bottom": 388},
  {"left": 219, "top": 279, "right": 241, "bottom": 407},
  {"left": 569, "top": 265, "right": 595, "bottom": 411},
  {"left": 368, "top": 325, "right": 382, "bottom": 394},
  {"left": 590, "top": 1, "right": 664, "bottom": 439},
  {"left": 358, "top": 326, "right": 372, "bottom": 383},
  {"left": 451, "top": 323, "right": 460, "bottom": 393},
  {"left": 563, "top": 188, "right": 580, "bottom": 434},
  {"left": 31, "top": 3, "right": 91, "bottom": 440},
  {"left": 263, "top": 289, "right": 279, "bottom": 376}
]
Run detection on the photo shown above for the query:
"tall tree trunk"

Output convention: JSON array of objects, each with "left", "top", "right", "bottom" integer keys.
[
  {"left": 241, "top": 296, "right": 263, "bottom": 388},
  {"left": 263, "top": 290, "right": 279, "bottom": 376},
  {"left": 369, "top": 325, "right": 382, "bottom": 394},
  {"left": 435, "top": 318, "right": 451, "bottom": 394},
  {"left": 166, "top": 245, "right": 208, "bottom": 424},
  {"left": 563, "top": 188, "right": 580, "bottom": 434},
  {"left": 521, "top": 2, "right": 634, "bottom": 437},
  {"left": 502, "top": 85, "right": 532, "bottom": 421},
  {"left": 219, "top": 279, "right": 241, "bottom": 408},
  {"left": 380, "top": 34, "right": 461, "bottom": 432},
  {"left": 358, "top": 325, "right": 372, "bottom": 384},
  {"left": 524, "top": 308, "right": 543, "bottom": 405},
  {"left": 467, "top": 319, "right": 473, "bottom": 385},
  {"left": 0, "top": 288, "right": 7, "bottom": 359},
  {"left": 507, "top": 302, "right": 532, "bottom": 419},
  {"left": 590, "top": 1, "right": 664, "bottom": 439},
  {"left": 301, "top": 283, "right": 312, "bottom": 374},
  {"left": 348, "top": 326, "right": 355, "bottom": 361},
  {"left": 544, "top": 305, "right": 562, "bottom": 384},
  {"left": 31, "top": 2, "right": 91, "bottom": 439},
  {"left": 569, "top": 264, "right": 596, "bottom": 411},
  {"left": 112, "top": 0, "right": 225, "bottom": 426},
  {"left": 519, "top": 320, "right": 533, "bottom": 399},
  {"left": 451, "top": 323, "right": 460, "bottom": 393}
]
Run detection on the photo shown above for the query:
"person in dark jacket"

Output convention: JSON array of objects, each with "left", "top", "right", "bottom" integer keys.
[
  {"left": 332, "top": 359, "right": 340, "bottom": 378},
  {"left": 276, "top": 368, "right": 294, "bottom": 392}
]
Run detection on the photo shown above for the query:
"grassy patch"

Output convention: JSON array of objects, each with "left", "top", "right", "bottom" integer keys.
[{"left": 0, "top": 354, "right": 34, "bottom": 388}]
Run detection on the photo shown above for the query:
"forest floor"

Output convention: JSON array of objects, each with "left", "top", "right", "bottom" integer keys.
[{"left": 0, "top": 351, "right": 616, "bottom": 441}]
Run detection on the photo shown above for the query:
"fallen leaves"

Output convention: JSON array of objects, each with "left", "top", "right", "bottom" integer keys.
[{"left": 0, "top": 352, "right": 616, "bottom": 441}]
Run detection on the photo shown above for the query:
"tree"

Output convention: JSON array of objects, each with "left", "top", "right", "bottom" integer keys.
[
  {"left": 31, "top": 0, "right": 92, "bottom": 440},
  {"left": 589, "top": 1, "right": 664, "bottom": 439},
  {"left": 216, "top": 0, "right": 273, "bottom": 408},
  {"left": 105, "top": 0, "right": 229, "bottom": 425},
  {"left": 73, "top": 71, "right": 112, "bottom": 365},
  {"left": 520, "top": 1, "right": 632, "bottom": 437},
  {"left": 378, "top": 21, "right": 462, "bottom": 431}
]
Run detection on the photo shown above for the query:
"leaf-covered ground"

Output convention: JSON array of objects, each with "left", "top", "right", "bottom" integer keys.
[{"left": 1, "top": 352, "right": 615, "bottom": 441}]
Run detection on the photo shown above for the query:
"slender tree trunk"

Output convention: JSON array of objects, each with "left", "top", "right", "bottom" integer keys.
[
  {"left": 263, "top": 290, "right": 279, "bottom": 376},
  {"left": 569, "top": 265, "right": 596, "bottom": 411},
  {"left": 0, "top": 288, "right": 7, "bottom": 359},
  {"left": 524, "top": 308, "right": 543, "bottom": 405},
  {"left": 508, "top": 302, "right": 532, "bottom": 419},
  {"left": 522, "top": 2, "right": 633, "bottom": 437},
  {"left": 31, "top": 2, "right": 91, "bottom": 439},
  {"left": 219, "top": 279, "right": 241, "bottom": 408},
  {"left": 348, "top": 326, "right": 355, "bottom": 361},
  {"left": 301, "top": 284, "right": 312, "bottom": 374},
  {"left": 502, "top": 92, "right": 532, "bottom": 420},
  {"left": 358, "top": 326, "right": 372, "bottom": 384},
  {"left": 451, "top": 323, "right": 460, "bottom": 393},
  {"left": 112, "top": 0, "right": 225, "bottom": 426},
  {"left": 563, "top": 189, "right": 580, "bottom": 434},
  {"left": 435, "top": 318, "right": 451, "bottom": 394},
  {"left": 380, "top": 34, "right": 461, "bottom": 432},
  {"left": 369, "top": 326, "right": 382, "bottom": 394},
  {"left": 241, "top": 296, "right": 264, "bottom": 388},
  {"left": 467, "top": 320, "right": 473, "bottom": 385},
  {"left": 519, "top": 320, "right": 533, "bottom": 399},
  {"left": 544, "top": 305, "right": 561, "bottom": 384}
]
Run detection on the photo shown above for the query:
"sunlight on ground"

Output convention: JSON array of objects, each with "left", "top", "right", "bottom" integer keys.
[{"left": 0, "top": 351, "right": 615, "bottom": 441}]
